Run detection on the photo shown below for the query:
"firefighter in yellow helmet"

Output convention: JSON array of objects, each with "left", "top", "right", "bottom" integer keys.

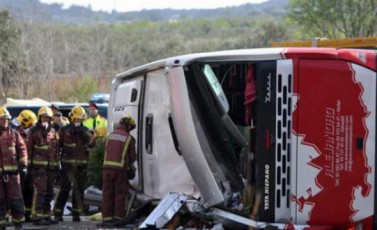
[
  {"left": 98, "top": 114, "right": 136, "bottom": 228},
  {"left": 12, "top": 110, "right": 38, "bottom": 135},
  {"left": 27, "top": 106, "right": 59, "bottom": 226},
  {"left": 0, "top": 107, "right": 28, "bottom": 230},
  {"left": 12, "top": 110, "right": 37, "bottom": 223},
  {"left": 53, "top": 106, "right": 94, "bottom": 222}
]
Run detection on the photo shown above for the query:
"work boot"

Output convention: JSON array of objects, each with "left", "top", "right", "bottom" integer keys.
[
  {"left": 33, "top": 218, "right": 50, "bottom": 226},
  {"left": 45, "top": 216, "right": 59, "bottom": 225},
  {"left": 54, "top": 215, "right": 63, "bottom": 222},
  {"left": 14, "top": 223, "right": 23, "bottom": 230},
  {"left": 25, "top": 215, "right": 32, "bottom": 223},
  {"left": 72, "top": 215, "right": 81, "bottom": 222},
  {"left": 25, "top": 211, "right": 32, "bottom": 223},
  {"left": 0, "top": 221, "right": 12, "bottom": 230}
]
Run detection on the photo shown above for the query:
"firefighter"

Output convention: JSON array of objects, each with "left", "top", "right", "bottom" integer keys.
[
  {"left": 53, "top": 106, "right": 94, "bottom": 222},
  {"left": 83, "top": 103, "right": 107, "bottom": 134},
  {"left": 14, "top": 110, "right": 37, "bottom": 223},
  {"left": 12, "top": 110, "right": 38, "bottom": 138},
  {"left": 52, "top": 111, "right": 67, "bottom": 131},
  {"left": 50, "top": 104, "right": 69, "bottom": 127},
  {"left": 27, "top": 106, "right": 59, "bottom": 226},
  {"left": 0, "top": 107, "right": 27, "bottom": 230},
  {"left": 99, "top": 114, "right": 136, "bottom": 228}
]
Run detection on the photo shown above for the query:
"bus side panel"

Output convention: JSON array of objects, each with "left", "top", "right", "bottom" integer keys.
[
  {"left": 291, "top": 60, "right": 376, "bottom": 225},
  {"left": 110, "top": 76, "right": 144, "bottom": 190},
  {"left": 255, "top": 61, "right": 277, "bottom": 222},
  {"left": 142, "top": 69, "right": 198, "bottom": 199}
]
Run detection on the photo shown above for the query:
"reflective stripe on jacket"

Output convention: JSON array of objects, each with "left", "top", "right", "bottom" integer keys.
[
  {"left": 103, "top": 127, "right": 136, "bottom": 171},
  {"left": 27, "top": 123, "right": 59, "bottom": 169},
  {"left": 59, "top": 123, "right": 94, "bottom": 166},
  {"left": 0, "top": 128, "right": 28, "bottom": 173}
]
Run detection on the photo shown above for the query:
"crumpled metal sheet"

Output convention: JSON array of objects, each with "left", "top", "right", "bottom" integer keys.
[{"left": 139, "top": 193, "right": 188, "bottom": 228}]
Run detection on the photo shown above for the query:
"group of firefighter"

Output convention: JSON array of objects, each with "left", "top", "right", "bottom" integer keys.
[{"left": 0, "top": 103, "right": 137, "bottom": 229}]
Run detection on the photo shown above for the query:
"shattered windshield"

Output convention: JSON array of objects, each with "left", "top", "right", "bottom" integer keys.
[
  {"left": 203, "top": 64, "right": 230, "bottom": 114},
  {"left": 183, "top": 62, "right": 253, "bottom": 195}
]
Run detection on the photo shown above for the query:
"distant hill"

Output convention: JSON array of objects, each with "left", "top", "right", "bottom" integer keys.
[{"left": 0, "top": 0, "right": 289, "bottom": 24}]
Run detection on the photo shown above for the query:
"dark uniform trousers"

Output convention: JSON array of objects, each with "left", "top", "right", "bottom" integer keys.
[
  {"left": 21, "top": 172, "right": 33, "bottom": 218},
  {"left": 0, "top": 174, "right": 25, "bottom": 224},
  {"left": 54, "top": 164, "right": 87, "bottom": 217},
  {"left": 102, "top": 169, "right": 129, "bottom": 221},
  {"left": 31, "top": 167, "right": 55, "bottom": 218}
]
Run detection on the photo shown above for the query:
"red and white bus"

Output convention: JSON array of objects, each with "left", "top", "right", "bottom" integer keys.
[{"left": 109, "top": 48, "right": 377, "bottom": 229}]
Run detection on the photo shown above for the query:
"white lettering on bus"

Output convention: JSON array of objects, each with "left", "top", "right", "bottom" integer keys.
[
  {"left": 324, "top": 107, "right": 335, "bottom": 179},
  {"left": 265, "top": 73, "right": 271, "bottom": 103},
  {"left": 264, "top": 164, "right": 270, "bottom": 210}
]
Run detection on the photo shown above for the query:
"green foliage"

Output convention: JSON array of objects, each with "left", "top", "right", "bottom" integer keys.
[
  {"left": 0, "top": 10, "right": 25, "bottom": 97},
  {"left": 0, "top": 11, "right": 19, "bottom": 46},
  {"left": 287, "top": 0, "right": 377, "bottom": 38},
  {"left": 3, "top": 0, "right": 377, "bottom": 102},
  {"left": 87, "top": 138, "right": 106, "bottom": 188},
  {"left": 0, "top": 13, "right": 295, "bottom": 101},
  {"left": 71, "top": 76, "right": 99, "bottom": 102}
]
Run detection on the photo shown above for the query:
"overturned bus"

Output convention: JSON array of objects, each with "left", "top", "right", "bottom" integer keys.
[{"left": 108, "top": 48, "right": 377, "bottom": 229}]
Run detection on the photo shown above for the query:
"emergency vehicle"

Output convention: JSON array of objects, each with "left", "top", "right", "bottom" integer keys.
[{"left": 108, "top": 47, "right": 377, "bottom": 229}]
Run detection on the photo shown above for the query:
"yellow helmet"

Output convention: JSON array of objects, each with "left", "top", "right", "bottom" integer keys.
[
  {"left": 94, "top": 125, "right": 107, "bottom": 137},
  {"left": 17, "top": 110, "right": 37, "bottom": 129},
  {"left": 119, "top": 114, "right": 136, "bottom": 130},
  {"left": 0, "top": 107, "right": 11, "bottom": 119},
  {"left": 38, "top": 106, "right": 53, "bottom": 118},
  {"left": 69, "top": 106, "right": 87, "bottom": 120}
]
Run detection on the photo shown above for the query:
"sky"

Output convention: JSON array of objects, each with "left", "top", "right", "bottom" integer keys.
[{"left": 39, "top": 0, "right": 268, "bottom": 13}]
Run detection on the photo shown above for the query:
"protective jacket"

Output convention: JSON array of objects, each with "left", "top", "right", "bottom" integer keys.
[
  {"left": 59, "top": 123, "right": 94, "bottom": 166},
  {"left": 27, "top": 123, "right": 59, "bottom": 220},
  {"left": 15, "top": 126, "right": 29, "bottom": 141},
  {"left": 27, "top": 123, "right": 59, "bottom": 169},
  {"left": 0, "top": 128, "right": 27, "bottom": 173},
  {"left": 54, "top": 123, "right": 93, "bottom": 219},
  {"left": 15, "top": 125, "right": 34, "bottom": 220},
  {"left": 0, "top": 127, "right": 27, "bottom": 225},
  {"left": 103, "top": 126, "right": 136, "bottom": 171},
  {"left": 83, "top": 115, "right": 107, "bottom": 132},
  {"left": 102, "top": 125, "right": 136, "bottom": 222}
]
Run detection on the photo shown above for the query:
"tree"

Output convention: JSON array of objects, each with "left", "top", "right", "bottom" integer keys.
[
  {"left": 71, "top": 76, "right": 99, "bottom": 102},
  {"left": 287, "top": 0, "right": 377, "bottom": 38},
  {"left": 87, "top": 138, "right": 106, "bottom": 188},
  {"left": 0, "top": 10, "right": 25, "bottom": 97}
]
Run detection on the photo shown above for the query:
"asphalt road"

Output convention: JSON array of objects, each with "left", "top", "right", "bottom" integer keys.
[{"left": 9, "top": 216, "right": 103, "bottom": 230}]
